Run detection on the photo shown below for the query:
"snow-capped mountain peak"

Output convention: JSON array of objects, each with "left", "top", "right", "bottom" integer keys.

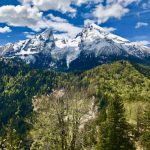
[
  {"left": 41, "top": 28, "right": 54, "bottom": 41},
  {"left": 86, "top": 23, "right": 108, "bottom": 33},
  {"left": 79, "top": 23, "right": 129, "bottom": 43},
  {"left": 0, "top": 24, "right": 150, "bottom": 70}
]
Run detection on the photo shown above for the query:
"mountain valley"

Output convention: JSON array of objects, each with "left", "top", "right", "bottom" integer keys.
[{"left": 0, "top": 24, "right": 150, "bottom": 150}]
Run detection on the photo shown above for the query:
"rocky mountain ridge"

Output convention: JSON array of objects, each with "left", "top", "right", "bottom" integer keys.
[{"left": 0, "top": 23, "right": 150, "bottom": 70}]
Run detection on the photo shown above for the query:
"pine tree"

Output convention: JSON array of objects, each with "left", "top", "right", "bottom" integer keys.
[
  {"left": 140, "top": 103, "right": 150, "bottom": 150},
  {"left": 97, "top": 95, "right": 135, "bottom": 150}
]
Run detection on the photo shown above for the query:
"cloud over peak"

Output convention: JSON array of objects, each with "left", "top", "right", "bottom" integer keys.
[{"left": 93, "top": 4, "right": 129, "bottom": 23}]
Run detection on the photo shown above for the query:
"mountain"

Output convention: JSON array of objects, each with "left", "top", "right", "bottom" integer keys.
[{"left": 0, "top": 23, "right": 150, "bottom": 70}]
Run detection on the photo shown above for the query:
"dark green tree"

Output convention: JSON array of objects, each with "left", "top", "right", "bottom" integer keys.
[
  {"left": 140, "top": 103, "right": 150, "bottom": 150},
  {"left": 97, "top": 95, "right": 135, "bottom": 150}
]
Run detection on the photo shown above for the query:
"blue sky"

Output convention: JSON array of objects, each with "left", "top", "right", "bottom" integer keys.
[{"left": 0, "top": 0, "right": 149, "bottom": 46}]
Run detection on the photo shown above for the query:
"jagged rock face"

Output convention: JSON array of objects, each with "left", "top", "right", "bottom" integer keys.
[
  {"left": 0, "top": 29, "right": 55, "bottom": 66},
  {"left": 0, "top": 23, "right": 150, "bottom": 71}
]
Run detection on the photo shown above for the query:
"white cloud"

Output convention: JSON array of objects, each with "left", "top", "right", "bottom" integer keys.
[
  {"left": 103, "top": 27, "right": 117, "bottom": 32},
  {"left": 23, "top": 31, "right": 35, "bottom": 38},
  {"left": 132, "top": 40, "right": 150, "bottom": 46},
  {"left": 84, "top": 19, "right": 96, "bottom": 26},
  {"left": 0, "top": 5, "right": 43, "bottom": 31},
  {"left": 19, "top": 0, "right": 76, "bottom": 14},
  {"left": 83, "top": 0, "right": 140, "bottom": 24},
  {"left": 135, "top": 22, "right": 148, "bottom": 29},
  {"left": 0, "top": 5, "right": 82, "bottom": 38},
  {"left": 47, "top": 14, "right": 68, "bottom": 23},
  {"left": 73, "top": 0, "right": 87, "bottom": 6},
  {"left": 72, "top": 0, "right": 100, "bottom": 6},
  {"left": 93, "top": 4, "right": 129, "bottom": 23},
  {"left": 107, "top": 0, "right": 141, "bottom": 6},
  {"left": 45, "top": 14, "right": 82, "bottom": 38},
  {"left": 44, "top": 19, "right": 82, "bottom": 38},
  {"left": 20, "top": 0, "right": 100, "bottom": 9},
  {"left": 0, "top": 26, "right": 12, "bottom": 33}
]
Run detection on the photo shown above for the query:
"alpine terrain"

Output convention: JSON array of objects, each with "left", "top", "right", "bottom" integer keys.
[
  {"left": 0, "top": 24, "right": 150, "bottom": 150},
  {"left": 0, "top": 23, "right": 150, "bottom": 71}
]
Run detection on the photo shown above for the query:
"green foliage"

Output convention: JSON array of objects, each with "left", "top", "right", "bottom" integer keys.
[
  {"left": 0, "top": 59, "right": 64, "bottom": 148},
  {"left": 0, "top": 59, "right": 150, "bottom": 149},
  {"left": 0, "top": 118, "right": 25, "bottom": 150},
  {"left": 30, "top": 92, "right": 94, "bottom": 150},
  {"left": 133, "top": 63, "right": 150, "bottom": 79},
  {"left": 96, "top": 95, "right": 135, "bottom": 150},
  {"left": 79, "top": 61, "right": 150, "bottom": 102},
  {"left": 138, "top": 103, "right": 150, "bottom": 150}
]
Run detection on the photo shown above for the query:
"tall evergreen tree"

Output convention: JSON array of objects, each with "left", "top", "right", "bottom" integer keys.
[
  {"left": 97, "top": 95, "right": 135, "bottom": 150},
  {"left": 140, "top": 103, "right": 150, "bottom": 150}
]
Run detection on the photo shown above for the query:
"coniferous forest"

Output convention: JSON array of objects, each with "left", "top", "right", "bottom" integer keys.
[{"left": 0, "top": 59, "right": 150, "bottom": 150}]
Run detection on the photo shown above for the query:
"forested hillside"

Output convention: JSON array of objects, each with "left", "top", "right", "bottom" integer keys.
[{"left": 0, "top": 59, "right": 150, "bottom": 149}]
